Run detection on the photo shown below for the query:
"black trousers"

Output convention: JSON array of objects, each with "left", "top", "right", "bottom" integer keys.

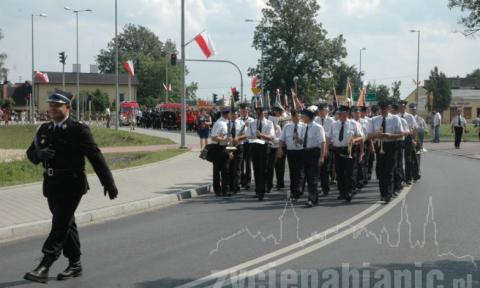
[
  {"left": 375, "top": 142, "right": 396, "bottom": 199},
  {"left": 404, "top": 135, "right": 419, "bottom": 182},
  {"left": 454, "top": 127, "right": 463, "bottom": 148},
  {"left": 275, "top": 151, "right": 286, "bottom": 188},
  {"left": 229, "top": 145, "right": 244, "bottom": 193},
  {"left": 333, "top": 147, "right": 354, "bottom": 199},
  {"left": 266, "top": 147, "right": 277, "bottom": 191},
  {"left": 362, "top": 141, "right": 372, "bottom": 185},
  {"left": 241, "top": 143, "right": 252, "bottom": 187},
  {"left": 286, "top": 150, "right": 305, "bottom": 199},
  {"left": 304, "top": 148, "right": 321, "bottom": 204},
  {"left": 351, "top": 145, "right": 363, "bottom": 189},
  {"left": 42, "top": 192, "right": 83, "bottom": 261},
  {"left": 250, "top": 143, "right": 269, "bottom": 196},
  {"left": 213, "top": 146, "right": 229, "bottom": 195},
  {"left": 394, "top": 140, "right": 404, "bottom": 190},
  {"left": 319, "top": 145, "right": 332, "bottom": 193}
]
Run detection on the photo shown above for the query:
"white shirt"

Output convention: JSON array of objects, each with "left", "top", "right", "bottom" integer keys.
[
  {"left": 359, "top": 117, "right": 371, "bottom": 138},
  {"left": 415, "top": 115, "right": 427, "bottom": 131},
  {"left": 399, "top": 117, "right": 410, "bottom": 140},
  {"left": 302, "top": 122, "right": 326, "bottom": 149},
  {"left": 246, "top": 118, "right": 275, "bottom": 144},
  {"left": 369, "top": 114, "right": 405, "bottom": 142},
  {"left": 314, "top": 115, "right": 335, "bottom": 135},
  {"left": 451, "top": 115, "right": 467, "bottom": 127},
  {"left": 271, "top": 122, "right": 282, "bottom": 148},
  {"left": 400, "top": 112, "right": 418, "bottom": 131},
  {"left": 227, "top": 118, "right": 246, "bottom": 143},
  {"left": 280, "top": 122, "right": 305, "bottom": 151},
  {"left": 210, "top": 117, "right": 229, "bottom": 146},
  {"left": 433, "top": 112, "right": 442, "bottom": 126},
  {"left": 329, "top": 119, "right": 363, "bottom": 147}
]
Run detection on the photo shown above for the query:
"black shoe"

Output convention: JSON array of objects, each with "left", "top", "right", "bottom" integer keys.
[
  {"left": 413, "top": 175, "right": 421, "bottom": 181},
  {"left": 345, "top": 196, "right": 352, "bottom": 203},
  {"left": 405, "top": 181, "right": 412, "bottom": 185},
  {"left": 24, "top": 256, "right": 56, "bottom": 284},
  {"left": 306, "top": 200, "right": 314, "bottom": 208},
  {"left": 337, "top": 195, "right": 345, "bottom": 200},
  {"left": 385, "top": 195, "right": 391, "bottom": 204},
  {"left": 258, "top": 194, "right": 264, "bottom": 201},
  {"left": 245, "top": 185, "right": 250, "bottom": 190},
  {"left": 57, "top": 261, "right": 83, "bottom": 280},
  {"left": 322, "top": 189, "right": 329, "bottom": 196}
]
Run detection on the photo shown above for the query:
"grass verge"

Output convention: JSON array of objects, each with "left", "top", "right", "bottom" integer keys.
[
  {"left": 0, "top": 125, "right": 174, "bottom": 149},
  {"left": 0, "top": 149, "right": 185, "bottom": 188}
]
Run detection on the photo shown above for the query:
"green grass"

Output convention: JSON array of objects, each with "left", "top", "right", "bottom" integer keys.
[
  {"left": 0, "top": 149, "right": 185, "bottom": 187},
  {"left": 436, "top": 124, "right": 480, "bottom": 142},
  {"left": 0, "top": 125, "right": 174, "bottom": 149}
]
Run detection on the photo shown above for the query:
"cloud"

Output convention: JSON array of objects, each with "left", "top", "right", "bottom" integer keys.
[{"left": 343, "top": 0, "right": 381, "bottom": 17}]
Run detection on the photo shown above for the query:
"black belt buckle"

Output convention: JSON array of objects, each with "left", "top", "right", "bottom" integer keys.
[{"left": 47, "top": 168, "right": 54, "bottom": 176}]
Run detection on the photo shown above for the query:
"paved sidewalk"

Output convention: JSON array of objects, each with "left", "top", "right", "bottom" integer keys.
[
  {"left": 424, "top": 142, "right": 480, "bottom": 160},
  {"left": 0, "top": 128, "right": 212, "bottom": 242}
]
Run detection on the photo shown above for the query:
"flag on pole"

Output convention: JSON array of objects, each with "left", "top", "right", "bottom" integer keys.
[
  {"left": 357, "top": 87, "right": 366, "bottom": 107},
  {"left": 194, "top": 31, "right": 216, "bottom": 59},
  {"left": 123, "top": 60, "right": 135, "bottom": 76},
  {"left": 332, "top": 87, "right": 338, "bottom": 111},
  {"left": 345, "top": 79, "right": 353, "bottom": 106},
  {"left": 35, "top": 71, "right": 49, "bottom": 83},
  {"left": 163, "top": 83, "right": 172, "bottom": 92}
]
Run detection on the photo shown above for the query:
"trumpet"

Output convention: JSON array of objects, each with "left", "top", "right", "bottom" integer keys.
[
  {"left": 347, "top": 134, "right": 354, "bottom": 159},
  {"left": 377, "top": 129, "right": 385, "bottom": 154}
]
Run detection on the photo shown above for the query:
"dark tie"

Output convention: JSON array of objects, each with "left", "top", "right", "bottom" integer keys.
[
  {"left": 382, "top": 117, "right": 386, "bottom": 133},
  {"left": 258, "top": 120, "right": 262, "bottom": 133},
  {"left": 339, "top": 122, "right": 344, "bottom": 142},
  {"left": 303, "top": 125, "right": 309, "bottom": 148},
  {"left": 321, "top": 118, "right": 324, "bottom": 126},
  {"left": 458, "top": 116, "right": 461, "bottom": 126},
  {"left": 231, "top": 121, "right": 236, "bottom": 137}
]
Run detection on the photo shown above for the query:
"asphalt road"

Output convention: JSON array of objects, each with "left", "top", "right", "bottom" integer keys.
[{"left": 0, "top": 149, "right": 479, "bottom": 288}]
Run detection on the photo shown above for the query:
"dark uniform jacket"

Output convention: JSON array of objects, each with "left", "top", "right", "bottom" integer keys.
[{"left": 26, "top": 117, "right": 115, "bottom": 197}]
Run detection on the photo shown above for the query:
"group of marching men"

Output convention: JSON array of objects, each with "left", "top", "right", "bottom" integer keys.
[{"left": 209, "top": 99, "right": 423, "bottom": 207}]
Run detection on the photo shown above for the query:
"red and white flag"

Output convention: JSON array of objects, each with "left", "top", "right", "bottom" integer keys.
[
  {"left": 123, "top": 60, "right": 135, "bottom": 76},
  {"left": 251, "top": 75, "right": 258, "bottom": 88},
  {"left": 35, "top": 71, "right": 49, "bottom": 83},
  {"left": 194, "top": 31, "right": 216, "bottom": 59},
  {"left": 163, "top": 83, "right": 172, "bottom": 92}
]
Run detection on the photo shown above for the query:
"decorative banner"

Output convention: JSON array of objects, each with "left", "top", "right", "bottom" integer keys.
[
  {"left": 251, "top": 75, "right": 258, "bottom": 88},
  {"left": 251, "top": 87, "right": 261, "bottom": 96},
  {"left": 163, "top": 83, "right": 172, "bottom": 92},
  {"left": 194, "top": 31, "right": 216, "bottom": 59},
  {"left": 123, "top": 60, "right": 135, "bottom": 76}
]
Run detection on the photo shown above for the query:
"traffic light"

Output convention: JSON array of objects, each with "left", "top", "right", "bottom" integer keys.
[
  {"left": 213, "top": 93, "right": 218, "bottom": 104},
  {"left": 231, "top": 87, "right": 240, "bottom": 102},
  {"left": 59, "top": 51, "right": 66, "bottom": 64},
  {"left": 170, "top": 53, "right": 177, "bottom": 66}
]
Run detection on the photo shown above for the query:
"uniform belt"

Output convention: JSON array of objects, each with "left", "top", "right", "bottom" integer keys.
[
  {"left": 304, "top": 147, "right": 320, "bottom": 152},
  {"left": 332, "top": 146, "right": 348, "bottom": 152},
  {"left": 45, "top": 168, "right": 84, "bottom": 177}
]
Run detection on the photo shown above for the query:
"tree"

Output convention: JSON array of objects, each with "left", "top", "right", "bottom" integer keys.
[
  {"left": 331, "top": 63, "right": 361, "bottom": 96},
  {"left": 424, "top": 66, "right": 452, "bottom": 113},
  {"left": 448, "top": 0, "right": 480, "bottom": 35},
  {"left": 391, "top": 81, "right": 402, "bottom": 104},
  {"left": 96, "top": 24, "right": 195, "bottom": 106},
  {"left": 375, "top": 84, "right": 391, "bottom": 102},
  {"left": 0, "top": 29, "right": 8, "bottom": 81},
  {"left": 0, "top": 98, "right": 15, "bottom": 110},
  {"left": 250, "top": 0, "right": 347, "bottom": 104}
]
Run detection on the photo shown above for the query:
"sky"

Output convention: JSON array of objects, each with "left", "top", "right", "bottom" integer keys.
[{"left": 0, "top": 0, "right": 479, "bottom": 102}]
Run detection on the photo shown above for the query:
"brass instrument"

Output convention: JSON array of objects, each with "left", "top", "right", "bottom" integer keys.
[
  {"left": 347, "top": 133, "right": 354, "bottom": 159},
  {"left": 377, "top": 128, "right": 385, "bottom": 154}
]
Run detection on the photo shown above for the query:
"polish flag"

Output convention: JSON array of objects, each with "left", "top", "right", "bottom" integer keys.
[
  {"left": 251, "top": 75, "right": 258, "bottom": 88},
  {"left": 35, "top": 71, "right": 49, "bottom": 83},
  {"left": 163, "top": 83, "right": 172, "bottom": 92},
  {"left": 123, "top": 60, "right": 135, "bottom": 76},
  {"left": 194, "top": 31, "right": 216, "bottom": 59}
]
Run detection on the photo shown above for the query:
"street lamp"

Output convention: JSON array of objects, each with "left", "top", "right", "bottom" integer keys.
[
  {"left": 31, "top": 13, "right": 47, "bottom": 123},
  {"left": 410, "top": 29, "right": 420, "bottom": 105},
  {"left": 64, "top": 6, "right": 92, "bottom": 121},
  {"left": 359, "top": 47, "right": 366, "bottom": 87}
]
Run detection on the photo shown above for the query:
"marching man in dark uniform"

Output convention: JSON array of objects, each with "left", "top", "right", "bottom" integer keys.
[{"left": 24, "top": 90, "right": 118, "bottom": 283}]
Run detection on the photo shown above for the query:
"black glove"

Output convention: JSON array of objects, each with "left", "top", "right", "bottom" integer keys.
[
  {"left": 104, "top": 183, "right": 118, "bottom": 200},
  {"left": 37, "top": 148, "right": 56, "bottom": 160}
]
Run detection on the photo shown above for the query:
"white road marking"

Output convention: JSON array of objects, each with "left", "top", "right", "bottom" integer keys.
[{"left": 175, "top": 199, "right": 384, "bottom": 288}]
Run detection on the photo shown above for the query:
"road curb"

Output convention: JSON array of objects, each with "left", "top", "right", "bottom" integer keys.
[{"left": 0, "top": 184, "right": 211, "bottom": 243}]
